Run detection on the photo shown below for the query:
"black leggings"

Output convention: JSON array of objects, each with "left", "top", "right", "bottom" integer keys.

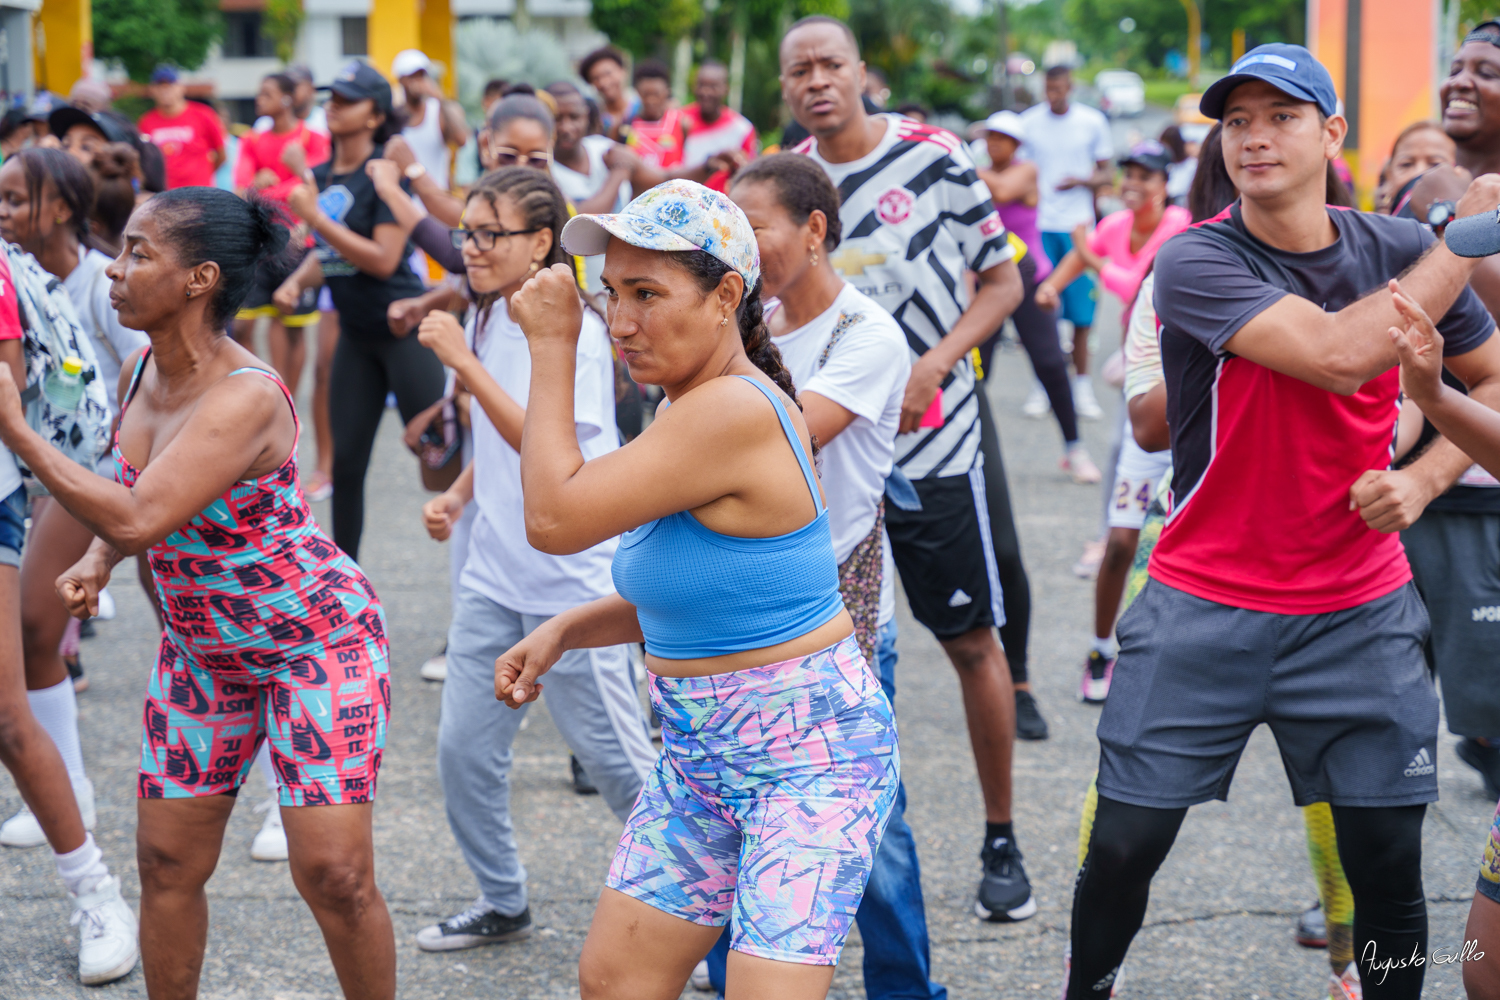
[
  {"left": 976, "top": 388, "right": 1032, "bottom": 684},
  {"left": 330, "top": 331, "right": 447, "bottom": 560},
  {"left": 1068, "top": 795, "right": 1429, "bottom": 999},
  {"left": 978, "top": 252, "right": 1079, "bottom": 447}
]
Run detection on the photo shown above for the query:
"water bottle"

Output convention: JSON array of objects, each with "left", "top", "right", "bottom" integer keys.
[{"left": 42, "top": 356, "right": 85, "bottom": 411}]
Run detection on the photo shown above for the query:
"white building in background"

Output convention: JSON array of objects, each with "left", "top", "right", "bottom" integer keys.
[{"left": 184, "top": 0, "right": 599, "bottom": 123}]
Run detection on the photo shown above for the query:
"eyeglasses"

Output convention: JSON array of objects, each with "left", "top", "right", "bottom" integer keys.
[
  {"left": 449, "top": 227, "right": 544, "bottom": 251},
  {"left": 489, "top": 145, "right": 552, "bottom": 170}
]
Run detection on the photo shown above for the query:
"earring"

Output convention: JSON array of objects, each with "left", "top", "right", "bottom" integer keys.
[
  {"left": 529, "top": 261, "right": 540, "bottom": 273},
  {"left": 719, "top": 316, "right": 728, "bottom": 328},
  {"left": 810, "top": 248, "right": 819, "bottom": 267},
  {"left": 55, "top": 216, "right": 64, "bottom": 224},
  {"left": 185, "top": 290, "right": 192, "bottom": 299}
]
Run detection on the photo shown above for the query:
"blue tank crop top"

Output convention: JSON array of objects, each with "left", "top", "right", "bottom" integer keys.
[{"left": 612, "top": 376, "right": 847, "bottom": 659}]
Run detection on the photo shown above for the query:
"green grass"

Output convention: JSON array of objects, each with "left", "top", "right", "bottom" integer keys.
[{"left": 1142, "top": 78, "right": 1198, "bottom": 109}]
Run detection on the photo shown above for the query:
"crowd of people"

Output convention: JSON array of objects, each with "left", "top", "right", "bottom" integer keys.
[{"left": 0, "top": 16, "right": 1494, "bottom": 1000}]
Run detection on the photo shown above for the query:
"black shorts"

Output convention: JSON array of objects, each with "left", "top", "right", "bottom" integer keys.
[
  {"left": 1402, "top": 509, "right": 1500, "bottom": 739},
  {"left": 1098, "top": 578, "right": 1438, "bottom": 810},
  {"left": 885, "top": 466, "right": 1004, "bottom": 640},
  {"left": 236, "top": 256, "right": 319, "bottom": 326}
]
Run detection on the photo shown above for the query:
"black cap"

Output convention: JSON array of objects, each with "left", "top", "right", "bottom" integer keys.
[
  {"left": 319, "top": 60, "right": 393, "bottom": 116},
  {"left": 1119, "top": 140, "right": 1172, "bottom": 176},
  {"left": 48, "top": 106, "right": 135, "bottom": 145}
]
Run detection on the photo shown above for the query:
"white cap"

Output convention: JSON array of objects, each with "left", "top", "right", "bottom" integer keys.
[
  {"left": 391, "top": 49, "right": 432, "bottom": 80},
  {"left": 983, "top": 110, "right": 1026, "bottom": 143}
]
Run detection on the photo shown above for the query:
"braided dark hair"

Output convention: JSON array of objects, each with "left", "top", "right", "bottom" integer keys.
[
  {"left": 730, "top": 152, "right": 843, "bottom": 251},
  {"left": 666, "top": 249, "right": 800, "bottom": 408},
  {"left": 149, "top": 188, "right": 295, "bottom": 330},
  {"left": 465, "top": 166, "right": 578, "bottom": 320}
]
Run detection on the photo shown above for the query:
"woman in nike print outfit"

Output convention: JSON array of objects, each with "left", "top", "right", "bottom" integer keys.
[{"left": 0, "top": 186, "right": 397, "bottom": 999}]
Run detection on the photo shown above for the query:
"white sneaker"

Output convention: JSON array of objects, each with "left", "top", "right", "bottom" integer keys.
[
  {"left": 1021, "top": 383, "right": 1050, "bottom": 418},
  {"left": 1330, "top": 962, "right": 1362, "bottom": 1000},
  {"left": 72, "top": 874, "right": 139, "bottom": 985},
  {"left": 1073, "top": 377, "right": 1103, "bottom": 421},
  {"left": 1061, "top": 445, "right": 1102, "bottom": 484},
  {"left": 250, "top": 799, "right": 288, "bottom": 862},
  {"left": 420, "top": 653, "right": 448, "bottom": 682},
  {"left": 1, "top": 777, "right": 95, "bottom": 848},
  {"left": 95, "top": 588, "right": 116, "bottom": 621},
  {"left": 690, "top": 958, "right": 713, "bottom": 991}
]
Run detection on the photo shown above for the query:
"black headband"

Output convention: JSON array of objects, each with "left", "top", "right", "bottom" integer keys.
[{"left": 1465, "top": 23, "right": 1500, "bottom": 46}]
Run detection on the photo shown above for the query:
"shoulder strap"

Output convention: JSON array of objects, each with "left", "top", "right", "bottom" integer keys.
[
  {"left": 733, "top": 374, "right": 823, "bottom": 514},
  {"left": 121, "top": 347, "right": 151, "bottom": 413},
  {"left": 226, "top": 365, "right": 298, "bottom": 423}
]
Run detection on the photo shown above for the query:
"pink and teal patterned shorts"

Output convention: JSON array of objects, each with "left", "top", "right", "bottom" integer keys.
[{"left": 607, "top": 634, "right": 899, "bottom": 965}]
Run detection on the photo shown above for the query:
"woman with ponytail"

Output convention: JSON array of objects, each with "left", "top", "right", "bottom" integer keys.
[
  {"left": 501, "top": 179, "right": 899, "bottom": 998},
  {"left": 408, "top": 166, "right": 655, "bottom": 952},
  {"left": 0, "top": 187, "right": 396, "bottom": 999}
]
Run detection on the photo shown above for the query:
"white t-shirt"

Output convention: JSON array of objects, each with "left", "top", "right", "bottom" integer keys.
[
  {"left": 550, "top": 135, "right": 631, "bottom": 292},
  {"left": 1018, "top": 102, "right": 1113, "bottom": 232},
  {"left": 771, "top": 283, "right": 910, "bottom": 626},
  {"left": 63, "top": 249, "right": 150, "bottom": 422},
  {"left": 460, "top": 298, "right": 621, "bottom": 615}
]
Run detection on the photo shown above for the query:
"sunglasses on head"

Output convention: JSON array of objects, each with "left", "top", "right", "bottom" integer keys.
[{"left": 489, "top": 145, "right": 552, "bottom": 169}]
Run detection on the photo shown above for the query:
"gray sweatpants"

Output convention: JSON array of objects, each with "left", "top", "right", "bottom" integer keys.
[{"left": 439, "top": 585, "right": 658, "bottom": 917}]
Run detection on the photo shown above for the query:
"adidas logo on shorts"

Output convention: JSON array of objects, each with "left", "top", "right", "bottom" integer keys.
[
  {"left": 1403, "top": 747, "right": 1435, "bottom": 777},
  {"left": 948, "top": 589, "right": 973, "bottom": 607}
]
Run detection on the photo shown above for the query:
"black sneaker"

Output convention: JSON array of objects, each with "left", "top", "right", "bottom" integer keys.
[
  {"left": 65, "top": 653, "right": 88, "bottom": 694},
  {"left": 1294, "top": 900, "right": 1327, "bottom": 948},
  {"left": 570, "top": 755, "right": 598, "bottom": 795},
  {"left": 974, "top": 835, "right": 1036, "bottom": 922},
  {"left": 416, "top": 901, "right": 532, "bottom": 951},
  {"left": 1014, "top": 690, "right": 1049, "bottom": 741},
  {"left": 1457, "top": 738, "right": 1500, "bottom": 799}
]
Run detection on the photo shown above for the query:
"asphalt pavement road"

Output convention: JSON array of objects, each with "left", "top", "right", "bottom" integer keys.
[{"left": 0, "top": 309, "right": 1494, "bottom": 999}]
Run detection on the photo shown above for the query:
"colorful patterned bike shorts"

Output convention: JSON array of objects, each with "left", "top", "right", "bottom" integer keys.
[
  {"left": 607, "top": 634, "right": 899, "bottom": 965},
  {"left": 139, "top": 629, "right": 390, "bottom": 807},
  {"left": 1480, "top": 799, "right": 1500, "bottom": 905}
]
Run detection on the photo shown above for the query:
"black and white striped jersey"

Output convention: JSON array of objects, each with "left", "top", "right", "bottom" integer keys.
[{"left": 797, "top": 115, "right": 1013, "bottom": 479}]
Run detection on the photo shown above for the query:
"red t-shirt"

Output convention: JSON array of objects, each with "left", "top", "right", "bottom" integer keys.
[
  {"left": 0, "top": 254, "right": 22, "bottom": 342},
  {"left": 681, "top": 104, "right": 758, "bottom": 192},
  {"left": 140, "top": 102, "right": 226, "bottom": 189},
  {"left": 1150, "top": 204, "right": 1496, "bottom": 614},
  {"left": 233, "top": 123, "right": 331, "bottom": 223},
  {"left": 625, "top": 107, "right": 686, "bottom": 170}
]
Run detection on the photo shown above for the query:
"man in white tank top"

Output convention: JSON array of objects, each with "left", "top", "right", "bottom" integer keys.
[{"left": 392, "top": 49, "right": 470, "bottom": 190}]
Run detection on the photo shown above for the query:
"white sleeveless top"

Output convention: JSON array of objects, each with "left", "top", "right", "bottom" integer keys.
[{"left": 402, "top": 97, "right": 450, "bottom": 190}]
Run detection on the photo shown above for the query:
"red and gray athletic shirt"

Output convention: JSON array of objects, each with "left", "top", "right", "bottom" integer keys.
[
  {"left": 796, "top": 115, "right": 1013, "bottom": 480},
  {"left": 1150, "top": 203, "right": 1495, "bottom": 614}
]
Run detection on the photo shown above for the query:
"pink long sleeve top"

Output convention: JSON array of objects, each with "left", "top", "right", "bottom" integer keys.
[{"left": 1087, "top": 204, "right": 1192, "bottom": 307}]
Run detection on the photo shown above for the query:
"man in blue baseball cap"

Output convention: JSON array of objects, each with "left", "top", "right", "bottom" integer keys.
[
  {"left": 1061, "top": 43, "right": 1500, "bottom": 1000},
  {"left": 140, "top": 63, "right": 225, "bottom": 187}
]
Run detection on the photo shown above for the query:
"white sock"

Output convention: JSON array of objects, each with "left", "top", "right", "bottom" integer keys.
[
  {"left": 1091, "top": 635, "right": 1118, "bottom": 658},
  {"left": 55, "top": 832, "right": 108, "bottom": 897},
  {"left": 255, "top": 742, "right": 279, "bottom": 796},
  {"left": 28, "top": 678, "right": 86, "bottom": 783}
]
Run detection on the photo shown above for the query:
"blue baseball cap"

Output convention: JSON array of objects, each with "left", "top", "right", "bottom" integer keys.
[
  {"left": 150, "top": 64, "right": 180, "bottom": 84},
  {"left": 1199, "top": 44, "right": 1339, "bottom": 120}
]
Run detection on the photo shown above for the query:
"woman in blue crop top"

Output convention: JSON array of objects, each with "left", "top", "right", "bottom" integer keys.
[{"left": 500, "top": 180, "right": 899, "bottom": 998}]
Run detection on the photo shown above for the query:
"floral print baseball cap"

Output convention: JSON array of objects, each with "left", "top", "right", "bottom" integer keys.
[{"left": 561, "top": 179, "right": 761, "bottom": 290}]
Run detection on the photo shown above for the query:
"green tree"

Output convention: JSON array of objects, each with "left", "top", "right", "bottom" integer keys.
[
  {"left": 93, "top": 0, "right": 223, "bottom": 82},
  {"left": 1061, "top": 0, "right": 1302, "bottom": 71},
  {"left": 263, "top": 0, "right": 305, "bottom": 64},
  {"left": 588, "top": 0, "right": 704, "bottom": 61}
]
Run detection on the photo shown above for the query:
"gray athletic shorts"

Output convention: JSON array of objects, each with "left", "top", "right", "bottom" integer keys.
[
  {"left": 1097, "top": 578, "right": 1439, "bottom": 810},
  {"left": 1403, "top": 510, "right": 1500, "bottom": 739}
]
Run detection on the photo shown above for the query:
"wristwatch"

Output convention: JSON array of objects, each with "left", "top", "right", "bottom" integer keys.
[
  {"left": 404, "top": 162, "right": 428, "bottom": 181},
  {"left": 1427, "top": 199, "right": 1458, "bottom": 234}
]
